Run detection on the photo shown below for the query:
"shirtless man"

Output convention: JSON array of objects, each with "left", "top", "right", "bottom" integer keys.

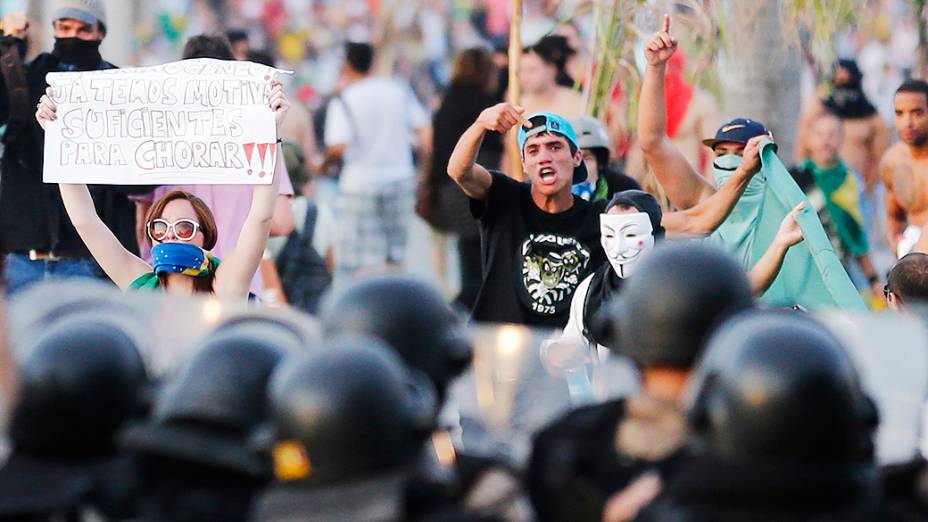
[
  {"left": 881, "top": 79, "right": 928, "bottom": 257},
  {"left": 796, "top": 59, "right": 890, "bottom": 190},
  {"left": 519, "top": 41, "right": 585, "bottom": 117}
]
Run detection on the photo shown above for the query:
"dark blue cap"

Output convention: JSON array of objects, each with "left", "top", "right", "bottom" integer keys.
[{"left": 702, "top": 118, "right": 772, "bottom": 149}]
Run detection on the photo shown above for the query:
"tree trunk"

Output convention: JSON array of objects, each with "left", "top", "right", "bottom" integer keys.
[
  {"left": 720, "top": 0, "right": 801, "bottom": 162},
  {"left": 915, "top": 0, "right": 928, "bottom": 79}
]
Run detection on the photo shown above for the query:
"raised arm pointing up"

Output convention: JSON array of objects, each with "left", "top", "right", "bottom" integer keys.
[{"left": 638, "top": 14, "right": 716, "bottom": 209}]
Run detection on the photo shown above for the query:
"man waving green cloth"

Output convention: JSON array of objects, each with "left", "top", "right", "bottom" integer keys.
[{"left": 709, "top": 140, "right": 866, "bottom": 310}]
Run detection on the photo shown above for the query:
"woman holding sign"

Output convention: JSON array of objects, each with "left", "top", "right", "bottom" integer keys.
[{"left": 35, "top": 81, "right": 289, "bottom": 299}]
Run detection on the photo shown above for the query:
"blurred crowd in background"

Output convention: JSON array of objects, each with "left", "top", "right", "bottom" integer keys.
[
  {"left": 137, "top": 0, "right": 923, "bottom": 297},
  {"left": 0, "top": 0, "right": 923, "bottom": 305}
]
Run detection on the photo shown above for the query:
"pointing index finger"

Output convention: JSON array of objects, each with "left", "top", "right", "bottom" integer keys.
[
  {"left": 514, "top": 106, "right": 531, "bottom": 128},
  {"left": 663, "top": 13, "right": 670, "bottom": 34}
]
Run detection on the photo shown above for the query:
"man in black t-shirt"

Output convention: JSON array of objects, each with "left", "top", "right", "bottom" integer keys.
[{"left": 447, "top": 103, "right": 606, "bottom": 327}]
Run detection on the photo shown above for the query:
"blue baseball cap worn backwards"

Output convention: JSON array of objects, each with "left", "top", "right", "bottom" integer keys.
[{"left": 518, "top": 112, "right": 588, "bottom": 184}]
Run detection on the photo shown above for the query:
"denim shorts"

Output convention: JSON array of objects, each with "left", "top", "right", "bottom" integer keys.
[{"left": 4, "top": 253, "right": 106, "bottom": 296}]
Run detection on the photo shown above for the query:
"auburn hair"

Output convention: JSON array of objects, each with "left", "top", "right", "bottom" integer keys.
[
  {"left": 450, "top": 47, "right": 495, "bottom": 92},
  {"left": 144, "top": 190, "right": 219, "bottom": 293}
]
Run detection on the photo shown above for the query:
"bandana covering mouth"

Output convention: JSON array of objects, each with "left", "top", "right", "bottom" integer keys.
[
  {"left": 151, "top": 243, "right": 216, "bottom": 277},
  {"left": 573, "top": 181, "right": 595, "bottom": 200},
  {"left": 713, "top": 154, "right": 768, "bottom": 202}
]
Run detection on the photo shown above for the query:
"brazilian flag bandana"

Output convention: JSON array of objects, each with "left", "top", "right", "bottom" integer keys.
[
  {"left": 801, "top": 159, "right": 869, "bottom": 257},
  {"left": 129, "top": 243, "right": 220, "bottom": 291}
]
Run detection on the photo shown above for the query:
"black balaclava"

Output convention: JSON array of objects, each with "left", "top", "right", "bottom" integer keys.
[
  {"left": 53, "top": 37, "right": 102, "bottom": 70},
  {"left": 824, "top": 59, "right": 877, "bottom": 119}
]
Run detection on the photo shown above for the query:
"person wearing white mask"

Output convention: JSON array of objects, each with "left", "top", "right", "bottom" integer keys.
[{"left": 554, "top": 190, "right": 806, "bottom": 361}]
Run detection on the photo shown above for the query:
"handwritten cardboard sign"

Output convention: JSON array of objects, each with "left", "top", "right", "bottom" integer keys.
[{"left": 43, "top": 58, "right": 288, "bottom": 185}]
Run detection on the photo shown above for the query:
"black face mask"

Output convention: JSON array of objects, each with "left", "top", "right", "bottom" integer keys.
[{"left": 52, "top": 37, "right": 102, "bottom": 70}]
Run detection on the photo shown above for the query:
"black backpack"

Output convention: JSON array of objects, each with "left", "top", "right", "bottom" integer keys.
[{"left": 275, "top": 202, "right": 332, "bottom": 315}]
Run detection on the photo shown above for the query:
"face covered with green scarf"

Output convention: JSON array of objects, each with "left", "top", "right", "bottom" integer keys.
[
  {"left": 707, "top": 150, "right": 768, "bottom": 270},
  {"left": 713, "top": 152, "right": 766, "bottom": 196}
]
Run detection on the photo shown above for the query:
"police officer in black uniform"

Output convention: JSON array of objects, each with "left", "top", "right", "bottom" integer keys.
[
  {"left": 637, "top": 309, "right": 881, "bottom": 521},
  {"left": 319, "top": 275, "right": 471, "bottom": 407},
  {"left": 121, "top": 317, "right": 305, "bottom": 522},
  {"left": 251, "top": 336, "right": 435, "bottom": 522},
  {"left": 320, "top": 277, "right": 531, "bottom": 520},
  {"left": 0, "top": 314, "right": 149, "bottom": 521}
]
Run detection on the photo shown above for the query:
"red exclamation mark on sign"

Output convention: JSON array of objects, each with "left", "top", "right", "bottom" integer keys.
[
  {"left": 257, "top": 143, "right": 269, "bottom": 177},
  {"left": 265, "top": 143, "right": 277, "bottom": 178},
  {"left": 243, "top": 143, "right": 256, "bottom": 175}
]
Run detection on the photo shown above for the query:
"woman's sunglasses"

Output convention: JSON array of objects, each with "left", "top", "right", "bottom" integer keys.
[{"left": 147, "top": 218, "right": 200, "bottom": 242}]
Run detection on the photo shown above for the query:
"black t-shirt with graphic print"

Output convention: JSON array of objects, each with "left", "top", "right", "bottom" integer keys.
[{"left": 469, "top": 171, "right": 606, "bottom": 328}]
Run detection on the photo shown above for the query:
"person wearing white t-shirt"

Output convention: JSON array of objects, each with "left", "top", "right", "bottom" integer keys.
[{"left": 323, "top": 42, "right": 432, "bottom": 282}]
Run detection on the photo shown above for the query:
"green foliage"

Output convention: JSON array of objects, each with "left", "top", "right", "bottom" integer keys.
[
  {"left": 585, "top": 0, "right": 643, "bottom": 119},
  {"left": 783, "top": 0, "right": 858, "bottom": 70}
]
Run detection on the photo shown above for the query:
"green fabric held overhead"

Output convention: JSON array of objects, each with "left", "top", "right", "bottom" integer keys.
[
  {"left": 708, "top": 140, "right": 866, "bottom": 311},
  {"left": 801, "top": 158, "right": 869, "bottom": 257}
]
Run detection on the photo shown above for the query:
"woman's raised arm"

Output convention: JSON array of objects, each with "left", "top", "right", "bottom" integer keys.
[
  {"left": 214, "top": 81, "right": 288, "bottom": 298},
  {"left": 37, "top": 91, "right": 150, "bottom": 289}
]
